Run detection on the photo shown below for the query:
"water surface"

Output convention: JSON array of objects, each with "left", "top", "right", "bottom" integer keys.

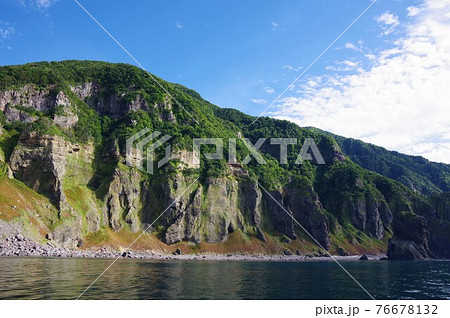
[{"left": 0, "top": 257, "right": 449, "bottom": 299}]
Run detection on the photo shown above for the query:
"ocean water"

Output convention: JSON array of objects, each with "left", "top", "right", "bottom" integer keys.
[{"left": 0, "top": 257, "right": 449, "bottom": 300}]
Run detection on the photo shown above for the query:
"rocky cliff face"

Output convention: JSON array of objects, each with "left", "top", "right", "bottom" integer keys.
[
  {"left": 284, "top": 187, "right": 331, "bottom": 250},
  {"left": 414, "top": 192, "right": 450, "bottom": 259},
  {"left": 0, "top": 85, "right": 56, "bottom": 113},
  {"left": 2, "top": 127, "right": 339, "bottom": 251},
  {"left": 71, "top": 82, "right": 149, "bottom": 118},
  {"left": 104, "top": 168, "right": 144, "bottom": 232},
  {"left": 387, "top": 212, "right": 432, "bottom": 260},
  {"left": 7, "top": 130, "right": 97, "bottom": 248},
  {"left": 158, "top": 177, "right": 265, "bottom": 244},
  {"left": 0, "top": 85, "right": 78, "bottom": 129},
  {"left": 9, "top": 132, "right": 73, "bottom": 211},
  {"left": 342, "top": 198, "right": 392, "bottom": 240},
  {"left": 1, "top": 61, "right": 449, "bottom": 258}
]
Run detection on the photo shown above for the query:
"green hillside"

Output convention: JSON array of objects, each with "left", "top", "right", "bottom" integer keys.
[{"left": 1, "top": 60, "right": 449, "bottom": 259}]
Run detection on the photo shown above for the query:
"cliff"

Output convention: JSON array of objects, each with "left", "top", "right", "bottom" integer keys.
[{"left": 0, "top": 60, "right": 449, "bottom": 259}]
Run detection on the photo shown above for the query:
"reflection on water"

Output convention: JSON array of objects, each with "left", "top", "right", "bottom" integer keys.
[{"left": 0, "top": 257, "right": 449, "bottom": 299}]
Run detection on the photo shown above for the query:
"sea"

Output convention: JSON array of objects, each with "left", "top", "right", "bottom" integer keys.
[{"left": 0, "top": 257, "right": 449, "bottom": 299}]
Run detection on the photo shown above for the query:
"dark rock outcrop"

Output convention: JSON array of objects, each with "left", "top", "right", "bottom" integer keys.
[
  {"left": 387, "top": 212, "right": 432, "bottom": 260},
  {"left": 423, "top": 192, "right": 450, "bottom": 258},
  {"left": 285, "top": 186, "right": 330, "bottom": 250},
  {"left": 342, "top": 197, "right": 392, "bottom": 240},
  {"left": 264, "top": 190, "right": 296, "bottom": 240}
]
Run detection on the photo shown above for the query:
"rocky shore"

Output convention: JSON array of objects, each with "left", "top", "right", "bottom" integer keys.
[{"left": 0, "top": 231, "right": 382, "bottom": 262}]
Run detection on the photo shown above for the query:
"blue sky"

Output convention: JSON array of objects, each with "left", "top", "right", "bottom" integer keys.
[
  {"left": 1, "top": 0, "right": 449, "bottom": 163},
  {"left": 1, "top": 0, "right": 406, "bottom": 112}
]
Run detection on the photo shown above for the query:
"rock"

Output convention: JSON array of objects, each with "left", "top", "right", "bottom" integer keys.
[
  {"left": 8, "top": 131, "right": 94, "bottom": 215},
  {"left": 15, "top": 234, "right": 24, "bottom": 241},
  {"left": 387, "top": 212, "right": 432, "bottom": 260},
  {"left": 387, "top": 239, "right": 430, "bottom": 260},
  {"left": 53, "top": 109, "right": 78, "bottom": 129},
  {"left": 359, "top": 255, "right": 369, "bottom": 261},
  {"left": 171, "top": 150, "right": 200, "bottom": 169},
  {"left": 174, "top": 248, "right": 182, "bottom": 255},
  {"left": 3, "top": 103, "right": 38, "bottom": 123},
  {"left": 70, "top": 82, "right": 149, "bottom": 118},
  {"left": 342, "top": 199, "right": 390, "bottom": 240},
  {"left": 283, "top": 249, "right": 293, "bottom": 256},
  {"left": 0, "top": 85, "right": 59, "bottom": 113},
  {"left": 256, "top": 227, "right": 267, "bottom": 242},
  {"left": 337, "top": 247, "right": 349, "bottom": 256},
  {"left": 280, "top": 236, "right": 291, "bottom": 244},
  {"left": 425, "top": 192, "right": 450, "bottom": 259},
  {"left": 104, "top": 168, "right": 143, "bottom": 232},
  {"left": 162, "top": 184, "right": 203, "bottom": 244},
  {"left": 239, "top": 182, "right": 264, "bottom": 230},
  {"left": 52, "top": 218, "right": 83, "bottom": 249},
  {"left": 162, "top": 177, "right": 262, "bottom": 245},
  {"left": 264, "top": 190, "right": 296, "bottom": 240},
  {"left": 86, "top": 209, "right": 101, "bottom": 233},
  {"left": 284, "top": 187, "right": 331, "bottom": 249},
  {"left": 295, "top": 250, "right": 302, "bottom": 256}
]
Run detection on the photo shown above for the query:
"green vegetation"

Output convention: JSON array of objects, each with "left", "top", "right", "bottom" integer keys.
[
  {"left": 0, "top": 128, "right": 20, "bottom": 162},
  {"left": 309, "top": 128, "right": 450, "bottom": 194},
  {"left": 1, "top": 60, "right": 449, "bottom": 255},
  {"left": 1, "top": 60, "right": 441, "bottom": 205}
]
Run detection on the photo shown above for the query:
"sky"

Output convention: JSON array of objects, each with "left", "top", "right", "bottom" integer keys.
[{"left": 0, "top": 0, "right": 449, "bottom": 163}]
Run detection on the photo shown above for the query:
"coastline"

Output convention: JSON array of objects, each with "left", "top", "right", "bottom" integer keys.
[{"left": 0, "top": 232, "right": 385, "bottom": 262}]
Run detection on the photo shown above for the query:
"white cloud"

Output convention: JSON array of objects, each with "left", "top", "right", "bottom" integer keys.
[
  {"left": 271, "top": 0, "right": 450, "bottom": 164},
  {"left": 176, "top": 22, "right": 184, "bottom": 29},
  {"left": 325, "top": 60, "right": 359, "bottom": 72},
  {"left": 344, "top": 42, "right": 360, "bottom": 51},
  {"left": 272, "top": 22, "right": 279, "bottom": 30},
  {"left": 0, "top": 21, "right": 15, "bottom": 40},
  {"left": 263, "top": 86, "right": 275, "bottom": 94},
  {"left": 376, "top": 11, "right": 400, "bottom": 35},
  {"left": 407, "top": 6, "right": 421, "bottom": 17},
  {"left": 282, "top": 65, "right": 303, "bottom": 72},
  {"left": 252, "top": 98, "right": 267, "bottom": 104},
  {"left": 32, "top": 0, "right": 58, "bottom": 9},
  {"left": 9, "top": 0, "right": 58, "bottom": 10}
]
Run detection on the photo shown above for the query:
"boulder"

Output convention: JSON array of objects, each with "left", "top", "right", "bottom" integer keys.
[
  {"left": 174, "top": 248, "right": 182, "bottom": 255},
  {"left": 337, "top": 247, "right": 349, "bottom": 256},
  {"left": 283, "top": 249, "right": 293, "bottom": 256}
]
